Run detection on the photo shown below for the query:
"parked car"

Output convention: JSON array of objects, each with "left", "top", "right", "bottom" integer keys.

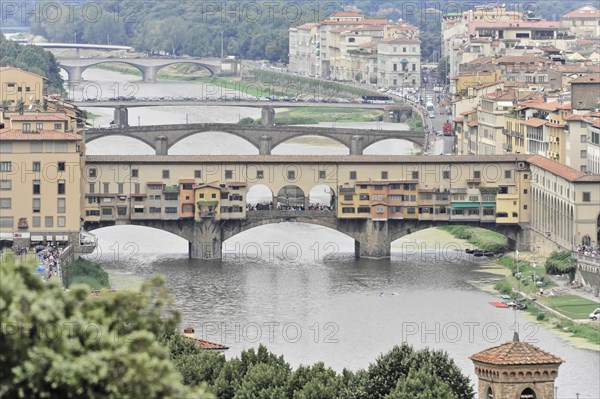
[{"left": 589, "top": 308, "right": 600, "bottom": 320}]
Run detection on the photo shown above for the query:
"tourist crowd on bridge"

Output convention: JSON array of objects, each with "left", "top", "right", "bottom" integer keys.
[
  {"left": 575, "top": 244, "right": 599, "bottom": 258},
  {"left": 246, "top": 202, "right": 334, "bottom": 212},
  {"left": 36, "top": 245, "right": 62, "bottom": 280}
]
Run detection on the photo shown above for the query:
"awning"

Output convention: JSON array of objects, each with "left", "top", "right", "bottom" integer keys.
[
  {"left": 31, "top": 235, "right": 44, "bottom": 241},
  {"left": 482, "top": 202, "right": 496, "bottom": 207},
  {"left": 451, "top": 202, "right": 480, "bottom": 208},
  {"left": 0, "top": 232, "right": 13, "bottom": 240},
  {"left": 55, "top": 235, "right": 68, "bottom": 241},
  {"left": 134, "top": 205, "right": 145, "bottom": 209}
]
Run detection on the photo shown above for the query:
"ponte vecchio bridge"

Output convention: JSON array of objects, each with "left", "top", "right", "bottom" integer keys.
[{"left": 84, "top": 154, "right": 542, "bottom": 260}]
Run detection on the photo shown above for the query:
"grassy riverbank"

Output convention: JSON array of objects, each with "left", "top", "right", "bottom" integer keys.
[
  {"left": 62, "top": 258, "right": 110, "bottom": 290},
  {"left": 240, "top": 107, "right": 383, "bottom": 125},
  {"left": 491, "top": 252, "right": 599, "bottom": 348},
  {"left": 405, "top": 114, "right": 424, "bottom": 133},
  {"left": 439, "top": 225, "right": 508, "bottom": 252}
]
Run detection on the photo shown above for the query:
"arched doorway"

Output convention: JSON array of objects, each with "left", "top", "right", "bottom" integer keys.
[
  {"left": 246, "top": 185, "right": 274, "bottom": 211},
  {"left": 308, "top": 185, "right": 335, "bottom": 210},
  {"left": 276, "top": 185, "right": 305, "bottom": 210},
  {"left": 519, "top": 387, "right": 537, "bottom": 399},
  {"left": 582, "top": 235, "right": 592, "bottom": 246}
]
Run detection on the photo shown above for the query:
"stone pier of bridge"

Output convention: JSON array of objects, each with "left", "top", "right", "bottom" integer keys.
[{"left": 186, "top": 217, "right": 403, "bottom": 261}]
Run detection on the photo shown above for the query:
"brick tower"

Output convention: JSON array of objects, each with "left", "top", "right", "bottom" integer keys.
[{"left": 470, "top": 333, "right": 563, "bottom": 399}]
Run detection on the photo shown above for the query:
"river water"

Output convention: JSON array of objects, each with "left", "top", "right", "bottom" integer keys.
[{"left": 71, "top": 67, "right": 599, "bottom": 397}]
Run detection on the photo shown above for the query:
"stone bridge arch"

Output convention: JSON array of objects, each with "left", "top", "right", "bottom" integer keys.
[
  {"left": 363, "top": 135, "right": 423, "bottom": 151},
  {"left": 167, "top": 128, "right": 261, "bottom": 152},
  {"left": 387, "top": 221, "right": 525, "bottom": 250},
  {"left": 222, "top": 216, "right": 361, "bottom": 243},
  {"left": 85, "top": 219, "right": 196, "bottom": 243},
  {"left": 150, "top": 61, "right": 218, "bottom": 80},
  {"left": 270, "top": 133, "right": 351, "bottom": 153},
  {"left": 85, "top": 131, "right": 156, "bottom": 151}
]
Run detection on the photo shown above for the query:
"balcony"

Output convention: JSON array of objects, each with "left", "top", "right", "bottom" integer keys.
[
  {"left": 450, "top": 188, "right": 467, "bottom": 194},
  {"left": 502, "top": 143, "right": 512, "bottom": 151},
  {"left": 199, "top": 211, "right": 216, "bottom": 218},
  {"left": 163, "top": 185, "right": 179, "bottom": 193}
]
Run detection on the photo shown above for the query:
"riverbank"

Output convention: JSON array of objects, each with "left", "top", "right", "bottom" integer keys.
[
  {"left": 474, "top": 250, "right": 599, "bottom": 349},
  {"left": 62, "top": 258, "right": 110, "bottom": 290},
  {"left": 239, "top": 107, "right": 383, "bottom": 126},
  {"left": 396, "top": 228, "right": 599, "bottom": 350}
]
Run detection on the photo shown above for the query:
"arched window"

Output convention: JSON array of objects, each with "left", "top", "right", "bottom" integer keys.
[
  {"left": 582, "top": 235, "right": 591, "bottom": 246},
  {"left": 486, "top": 386, "right": 494, "bottom": 399},
  {"left": 520, "top": 387, "right": 537, "bottom": 399}
]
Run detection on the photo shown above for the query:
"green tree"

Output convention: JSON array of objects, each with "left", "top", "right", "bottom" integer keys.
[
  {"left": 385, "top": 365, "right": 457, "bottom": 399},
  {"left": 286, "top": 363, "right": 344, "bottom": 399},
  {"left": 0, "top": 257, "right": 212, "bottom": 398}
]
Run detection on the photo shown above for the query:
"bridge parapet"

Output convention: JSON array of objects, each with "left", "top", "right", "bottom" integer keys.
[{"left": 573, "top": 252, "right": 600, "bottom": 267}]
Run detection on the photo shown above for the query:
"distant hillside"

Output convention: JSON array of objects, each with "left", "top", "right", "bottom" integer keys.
[
  {"left": 0, "top": 34, "right": 64, "bottom": 94},
  {"left": 26, "top": 0, "right": 591, "bottom": 63}
]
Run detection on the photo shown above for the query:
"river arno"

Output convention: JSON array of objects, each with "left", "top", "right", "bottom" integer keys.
[{"left": 75, "top": 68, "right": 599, "bottom": 398}]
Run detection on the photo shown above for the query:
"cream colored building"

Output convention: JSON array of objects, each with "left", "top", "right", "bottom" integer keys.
[
  {"left": 0, "top": 128, "right": 83, "bottom": 244},
  {"left": 588, "top": 118, "right": 600, "bottom": 174},
  {"left": 561, "top": 4, "right": 600, "bottom": 38},
  {"left": 288, "top": 23, "right": 320, "bottom": 76},
  {"left": 376, "top": 38, "right": 421, "bottom": 88},
  {"left": 0, "top": 67, "right": 44, "bottom": 107},
  {"left": 529, "top": 155, "right": 600, "bottom": 249}
]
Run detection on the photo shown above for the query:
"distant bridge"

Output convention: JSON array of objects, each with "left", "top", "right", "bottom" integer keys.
[
  {"left": 58, "top": 57, "right": 222, "bottom": 82},
  {"left": 27, "top": 42, "right": 132, "bottom": 51},
  {"left": 85, "top": 123, "right": 424, "bottom": 155},
  {"left": 72, "top": 100, "right": 394, "bottom": 109}
]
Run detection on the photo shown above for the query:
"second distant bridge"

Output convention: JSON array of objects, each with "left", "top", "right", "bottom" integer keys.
[{"left": 85, "top": 123, "right": 425, "bottom": 155}]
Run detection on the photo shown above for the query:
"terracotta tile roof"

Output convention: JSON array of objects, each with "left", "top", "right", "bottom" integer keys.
[
  {"left": 322, "top": 19, "right": 387, "bottom": 26},
  {"left": 191, "top": 338, "right": 229, "bottom": 351},
  {"left": 453, "top": 117, "right": 463, "bottom": 123},
  {"left": 521, "top": 101, "right": 560, "bottom": 112},
  {"left": 9, "top": 114, "right": 69, "bottom": 121},
  {"left": 0, "top": 66, "right": 47, "bottom": 80},
  {"left": 460, "top": 108, "right": 477, "bottom": 116},
  {"left": 0, "top": 129, "right": 81, "bottom": 141},
  {"left": 467, "top": 56, "right": 494, "bottom": 64},
  {"left": 146, "top": 181, "right": 164, "bottom": 185},
  {"left": 296, "top": 23, "right": 320, "bottom": 30},
  {"left": 545, "top": 122, "right": 565, "bottom": 128},
  {"left": 228, "top": 182, "right": 247, "bottom": 187},
  {"left": 330, "top": 11, "right": 363, "bottom": 17},
  {"left": 564, "top": 114, "right": 585, "bottom": 121},
  {"left": 496, "top": 56, "right": 549, "bottom": 64},
  {"left": 178, "top": 178, "right": 196, "bottom": 183},
  {"left": 527, "top": 155, "right": 586, "bottom": 182},
  {"left": 470, "top": 341, "right": 563, "bottom": 366},
  {"left": 86, "top": 154, "right": 532, "bottom": 165},
  {"left": 557, "top": 102, "right": 571, "bottom": 110},
  {"left": 521, "top": 118, "right": 548, "bottom": 127},
  {"left": 570, "top": 73, "right": 600, "bottom": 83},
  {"left": 468, "top": 120, "right": 479, "bottom": 127},
  {"left": 563, "top": 5, "right": 600, "bottom": 19}
]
